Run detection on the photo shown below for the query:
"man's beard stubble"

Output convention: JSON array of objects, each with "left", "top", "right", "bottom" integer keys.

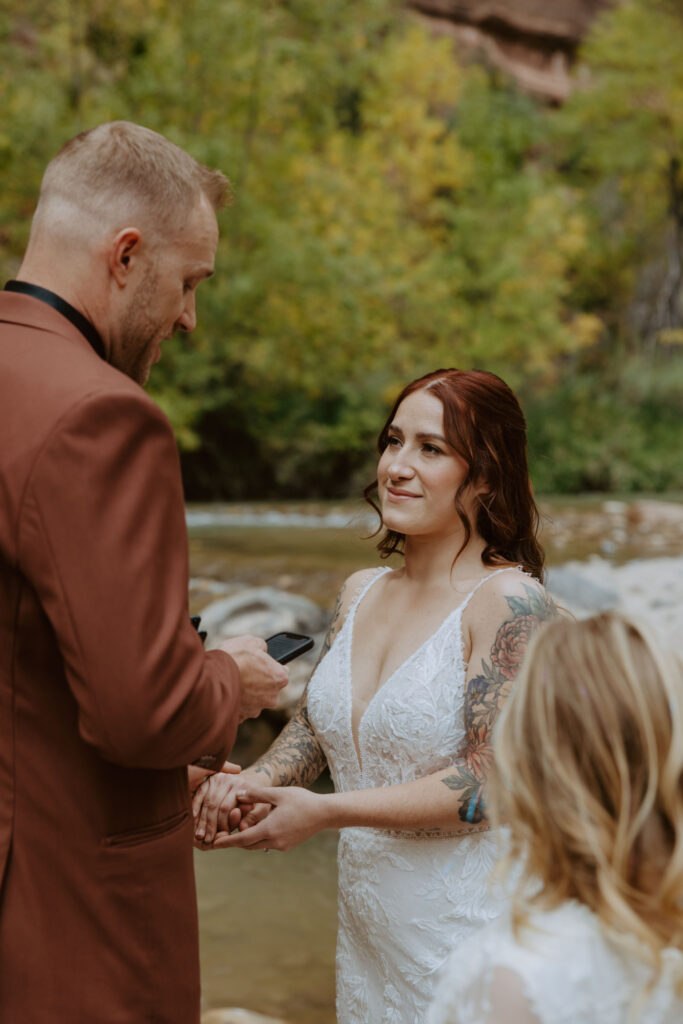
[{"left": 116, "top": 265, "right": 163, "bottom": 386}]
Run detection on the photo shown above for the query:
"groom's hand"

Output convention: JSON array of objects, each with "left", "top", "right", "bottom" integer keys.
[
  {"left": 216, "top": 635, "right": 289, "bottom": 721},
  {"left": 193, "top": 769, "right": 250, "bottom": 845},
  {"left": 187, "top": 760, "right": 240, "bottom": 796}
]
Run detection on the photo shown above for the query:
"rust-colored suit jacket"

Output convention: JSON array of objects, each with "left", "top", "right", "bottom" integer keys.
[{"left": 0, "top": 291, "right": 241, "bottom": 1022}]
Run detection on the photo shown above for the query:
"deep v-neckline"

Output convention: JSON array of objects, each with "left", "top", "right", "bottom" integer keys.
[
  {"left": 345, "top": 568, "right": 466, "bottom": 775},
  {"left": 344, "top": 565, "right": 523, "bottom": 775}
]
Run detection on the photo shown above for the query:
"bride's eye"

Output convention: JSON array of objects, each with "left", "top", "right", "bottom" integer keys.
[
  {"left": 422, "top": 443, "right": 442, "bottom": 455},
  {"left": 386, "top": 435, "right": 401, "bottom": 448}
]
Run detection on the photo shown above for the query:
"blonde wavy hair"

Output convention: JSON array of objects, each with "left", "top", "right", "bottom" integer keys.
[{"left": 489, "top": 612, "right": 683, "bottom": 988}]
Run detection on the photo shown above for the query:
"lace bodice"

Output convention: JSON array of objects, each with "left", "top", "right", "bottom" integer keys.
[
  {"left": 308, "top": 565, "right": 483, "bottom": 794},
  {"left": 427, "top": 901, "right": 683, "bottom": 1024},
  {"left": 307, "top": 566, "right": 515, "bottom": 1023}
]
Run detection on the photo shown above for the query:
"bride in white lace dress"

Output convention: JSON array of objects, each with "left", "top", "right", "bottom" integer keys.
[
  {"left": 193, "top": 368, "right": 555, "bottom": 1023},
  {"left": 427, "top": 613, "right": 683, "bottom": 1024}
]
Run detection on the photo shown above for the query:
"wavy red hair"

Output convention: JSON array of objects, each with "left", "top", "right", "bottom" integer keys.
[{"left": 364, "top": 368, "right": 545, "bottom": 581}]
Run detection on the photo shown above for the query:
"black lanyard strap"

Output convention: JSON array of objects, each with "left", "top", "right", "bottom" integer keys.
[{"left": 4, "top": 280, "right": 106, "bottom": 361}]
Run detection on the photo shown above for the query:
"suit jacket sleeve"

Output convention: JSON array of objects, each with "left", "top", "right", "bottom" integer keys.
[{"left": 18, "top": 386, "right": 241, "bottom": 768}]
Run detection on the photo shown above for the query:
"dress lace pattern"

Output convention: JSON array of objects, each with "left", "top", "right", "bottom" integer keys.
[
  {"left": 307, "top": 567, "right": 512, "bottom": 1024},
  {"left": 426, "top": 900, "right": 683, "bottom": 1024}
]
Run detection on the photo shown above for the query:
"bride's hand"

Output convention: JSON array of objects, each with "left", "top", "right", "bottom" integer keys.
[{"left": 212, "top": 784, "right": 332, "bottom": 852}]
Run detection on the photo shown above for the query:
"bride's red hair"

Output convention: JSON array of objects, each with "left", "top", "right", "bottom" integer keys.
[{"left": 364, "top": 368, "right": 545, "bottom": 582}]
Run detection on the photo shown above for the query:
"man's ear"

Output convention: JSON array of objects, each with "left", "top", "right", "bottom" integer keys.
[{"left": 109, "top": 227, "right": 142, "bottom": 288}]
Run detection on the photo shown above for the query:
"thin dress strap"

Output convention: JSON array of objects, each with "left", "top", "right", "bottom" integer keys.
[
  {"left": 457, "top": 566, "right": 523, "bottom": 617},
  {"left": 345, "top": 566, "right": 391, "bottom": 621}
]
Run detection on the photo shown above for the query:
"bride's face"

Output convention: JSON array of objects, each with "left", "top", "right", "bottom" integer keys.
[{"left": 377, "top": 388, "right": 474, "bottom": 540}]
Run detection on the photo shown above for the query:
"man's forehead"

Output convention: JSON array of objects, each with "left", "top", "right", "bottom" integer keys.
[
  {"left": 180, "top": 217, "right": 218, "bottom": 265},
  {"left": 174, "top": 195, "right": 218, "bottom": 241}
]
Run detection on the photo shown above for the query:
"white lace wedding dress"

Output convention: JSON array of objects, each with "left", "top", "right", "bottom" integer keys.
[
  {"left": 426, "top": 900, "right": 683, "bottom": 1024},
  {"left": 307, "top": 567, "right": 512, "bottom": 1024}
]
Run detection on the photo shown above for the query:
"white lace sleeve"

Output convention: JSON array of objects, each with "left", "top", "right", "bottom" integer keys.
[{"left": 428, "top": 957, "right": 543, "bottom": 1024}]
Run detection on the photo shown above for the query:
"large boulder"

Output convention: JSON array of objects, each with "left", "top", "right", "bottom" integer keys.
[
  {"left": 200, "top": 586, "right": 330, "bottom": 714},
  {"left": 200, "top": 587, "right": 328, "bottom": 642}
]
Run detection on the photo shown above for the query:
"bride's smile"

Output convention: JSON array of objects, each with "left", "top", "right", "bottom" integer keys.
[{"left": 378, "top": 388, "right": 474, "bottom": 539}]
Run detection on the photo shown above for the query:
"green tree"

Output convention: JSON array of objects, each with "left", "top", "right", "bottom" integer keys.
[
  {"left": 556, "top": 0, "right": 683, "bottom": 350},
  {"left": 2, "top": 0, "right": 681, "bottom": 496}
]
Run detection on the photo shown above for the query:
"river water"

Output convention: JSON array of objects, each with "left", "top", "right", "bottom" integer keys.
[
  {"left": 195, "top": 782, "right": 338, "bottom": 1023},
  {"left": 190, "top": 496, "right": 683, "bottom": 1022}
]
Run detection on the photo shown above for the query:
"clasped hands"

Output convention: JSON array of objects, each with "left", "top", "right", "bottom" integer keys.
[{"left": 190, "top": 767, "right": 329, "bottom": 852}]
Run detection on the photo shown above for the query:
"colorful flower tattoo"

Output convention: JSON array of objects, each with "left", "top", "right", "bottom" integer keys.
[{"left": 441, "top": 584, "right": 555, "bottom": 824}]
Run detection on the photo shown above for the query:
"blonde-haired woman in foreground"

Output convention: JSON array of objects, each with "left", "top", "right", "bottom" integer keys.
[{"left": 427, "top": 612, "right": 683, "bottom": 1024}]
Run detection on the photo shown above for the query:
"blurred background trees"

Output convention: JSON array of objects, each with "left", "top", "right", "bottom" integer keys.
[{"left": 2, "top": 0, "right": 681, "bottom": 496}]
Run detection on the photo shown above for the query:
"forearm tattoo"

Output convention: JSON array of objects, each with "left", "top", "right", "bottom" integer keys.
[
  {"left": 251, "top": 581, "right": 349, "bottom": 787},
  {"left": 252, "top": 700, "right": 327, "bottom": 787},
  {"left": 442, "top": 585, "right": 555, "bottom": 824}
]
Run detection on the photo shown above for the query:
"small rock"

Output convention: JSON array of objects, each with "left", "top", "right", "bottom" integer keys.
[
  {"left": 545, "top": 566, "right": 619, "bottom": 613},
  {"left": 627, "top": 500, "right": 683, "bottom": 528},
  {"left": 202, "top": 1010, "right": 288, "bottom": 1024}
]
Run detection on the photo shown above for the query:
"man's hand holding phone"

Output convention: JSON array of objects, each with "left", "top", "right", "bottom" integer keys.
[
  {"left": 215, "top": 635, "right": 289, "bottom": 721},
  {"left": 203, "top": 625, "right": 313, "bottom": 721}
]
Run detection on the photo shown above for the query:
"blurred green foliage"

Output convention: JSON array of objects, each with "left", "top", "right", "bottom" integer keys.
[{"left": 1, "top": 0, "right": 682, "bottom": 496}]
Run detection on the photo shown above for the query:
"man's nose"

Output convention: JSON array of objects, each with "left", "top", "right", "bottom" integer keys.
[{"left": 177, "top": 292, "right": 197, "bottom": 333}]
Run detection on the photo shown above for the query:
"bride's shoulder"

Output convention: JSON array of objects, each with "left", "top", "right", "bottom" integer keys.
[
  {"left": 325, "top": 567, "right": 388, "bottom": 644},
  {"left": 467, "top": 567, "right": 553, "bottom": 621},
  {"left": 338, "top": 566, "right": 388, "bottom": 612},
  {"left": 461, "top": 568, "right": 555, "bottom": 661}
]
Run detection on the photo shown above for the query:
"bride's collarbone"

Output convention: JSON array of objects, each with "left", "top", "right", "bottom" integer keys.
[
  {"left": 356, "top": 572, "right": 472, "bottom": 638},
  {"left": 351, "top": 588, "right": 461, "bottom": 698}
]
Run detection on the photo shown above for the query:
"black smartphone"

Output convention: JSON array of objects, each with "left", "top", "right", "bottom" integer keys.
[
  {"left": 266, "top": 631, "right": 314, "bottom": 665},
  {"left": 190, "top": 615, "right": 207, "bottom": 643}
]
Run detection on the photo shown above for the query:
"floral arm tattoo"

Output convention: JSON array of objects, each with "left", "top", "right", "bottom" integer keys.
[
  {"left": 441, "top": 585, "right": 556, "bottom": 825},
  {"left": 251, "top": 581, "right": 348, "bottom": 787},
  {"left": 250, "top": 698, "right": 327, "bottom": 787}
]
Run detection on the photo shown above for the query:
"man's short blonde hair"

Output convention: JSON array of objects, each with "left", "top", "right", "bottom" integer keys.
[{"left": 35, "top": 121, "right": 231, "bottom": 237}]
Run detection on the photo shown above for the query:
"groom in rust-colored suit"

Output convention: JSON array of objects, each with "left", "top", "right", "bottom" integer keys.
[{"left": 0, "top": 123, "right": 288, "bottom": 1022}]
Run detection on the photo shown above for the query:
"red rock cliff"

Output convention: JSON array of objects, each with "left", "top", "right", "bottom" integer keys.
[{"left": 407, "top": 0, "right": 612, "bottom": 101}]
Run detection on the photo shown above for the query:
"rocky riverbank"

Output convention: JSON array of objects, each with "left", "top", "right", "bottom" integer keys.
[
  {"left": 547, "top": 555, "right": 683, "bottom": 655},
  {"left": 192, "top": 530, "right": 683, "bottom": 703},
  {"left": 187, "top": 498, "right": 683, "bottom": 607}
]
